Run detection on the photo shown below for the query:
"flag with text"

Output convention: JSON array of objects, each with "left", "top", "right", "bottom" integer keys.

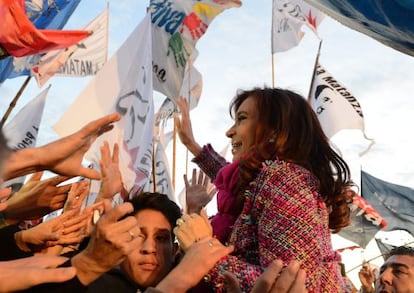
[
  {"left": 32, "top": 8, "right": 109, "bottom": 87},
  {"left": 308, "top": 62, "right": 366, "bottom": 138},
  {"left": 149, "top": 0, "right": 241, "bottom": 100}
]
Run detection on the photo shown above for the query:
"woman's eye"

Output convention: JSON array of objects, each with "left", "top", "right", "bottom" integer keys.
[{"left": 236, "top": 115, "right": 246, "bottom": 123}]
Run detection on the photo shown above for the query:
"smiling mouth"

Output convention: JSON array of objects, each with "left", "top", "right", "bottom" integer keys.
[{"left": 231, "top": 142, "right": 241, "bottom": 154}]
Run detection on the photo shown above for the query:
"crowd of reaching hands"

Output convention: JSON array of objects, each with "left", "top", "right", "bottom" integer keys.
[
  {"left": 1, "top": 86, "right": 413, "bottom": 293},
  {"left": 0, "top": 110, "right": 306, "bottom": 292}
]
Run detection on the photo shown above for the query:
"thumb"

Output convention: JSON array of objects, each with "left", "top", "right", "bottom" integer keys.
[
  {"left": 78, "top": 167, "right": 101, "bottom": 180},
  {"left": 200, "top": 209, "right": 211, "bottom": 229}
]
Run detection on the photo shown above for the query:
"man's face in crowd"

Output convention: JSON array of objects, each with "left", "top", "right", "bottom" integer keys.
[
  {"left": 121, "top": 209, "right": 177, "bottom": 288},
  {"left": 375, "top": 254, "right": 414, "bottom": 293}
]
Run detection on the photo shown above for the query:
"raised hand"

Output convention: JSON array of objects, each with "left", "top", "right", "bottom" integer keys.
[
  {"left": 174, "top": 209, "right": 213, "bottom": 252},
  {"left": 184, "top": 168, "right": 216, "bottom": 214},
  {"left": 174, "top": 97, "right": 202, "bottom": 156},
  {"left": 4, "top": 172, "right": 72, "bottom": 222},
  {"left": 71, "top": 200, "right": 141, "bottom": 285},
  {"left": 63, "top": 180, "right": 90, "bottom": 212},
  {"left": 358, "top": 263, "right": 375, "bottom": 293},
  {"left": 15, "top": 209, "right": 89, "bottom": 252},
  {"left": 96, "top": 141, "right": 123, "bottom": 202},
  {"left": 3, "top": 112, "right": 121, "bottom": 181}
]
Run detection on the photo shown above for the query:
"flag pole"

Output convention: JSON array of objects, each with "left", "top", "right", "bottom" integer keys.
[
  {"left": 271, "top": 0, "right": 275, "bottom": 87},
  {"left": 0, "top": 75, "right": 32, "bottom": 128},
  {"left": 272, "top": 54, "right": 275, "bottom": 87},
  {"left": 307, "top": 40, "right": 322, "bottom": 101},
  {"left": 104, "top": 2, "right": 110, "bottom": 63}
]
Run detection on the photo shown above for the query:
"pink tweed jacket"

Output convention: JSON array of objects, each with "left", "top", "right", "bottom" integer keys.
[{"left": 193, "top": 145, "right": 346, "bottom": 293}]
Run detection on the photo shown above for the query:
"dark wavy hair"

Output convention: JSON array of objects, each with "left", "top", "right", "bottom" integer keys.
[
  {"left": 127, "top": 191, "right": 182, "bottom": 239},
  {"left": 229, "top": 87, "right": 353, "bottom": 232}
]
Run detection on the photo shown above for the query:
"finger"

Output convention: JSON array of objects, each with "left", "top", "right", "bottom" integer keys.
[
  {"left": 28, "top": 171, "right": 44, "bottom": 182},
  {"left": 252, "top": 260, "right": 285, "bottom": 292},
  {"left": 100, "top": 141, "right": 110, "bottom": 164},
  {"left": 284, "top": 269, "right": 307, "bottom": 293},
  {"left": 223, "top": 271, "right": 242, "bottom": 293},
  {"left": 112, "top": 143, "right": 119, "bottom": 164},
  {"left": 191, "top": 168, "right": 197, "bottom": 185},
  {"left": 35, "top": 255, "right": 70, "bottom": 268},
  {"left": 78, "top": 167, "right": 101, "bottom": 180},
  {"left": 47, "top": 175, "right": 72, "bottom": 186},
  {"left": 184, "top": 174, "right": 189, "bottom": 189},
  {"left": 197, "top": 170, "right": 203, "bottom": 185},
  {"left": 99, "top": 201, "right": 133, "bottom": 224},
  {"left": 0, "top": 187, "right": 11, "bottom": 201},
  {"left": 272, "top": 260, "right": 301, "bottom": 292},
  {"left": 24, "top": 266, "right": 77, "bottom": 288},
  {"left": 81, "top": 113, "right": 121, "bottom": 138}
]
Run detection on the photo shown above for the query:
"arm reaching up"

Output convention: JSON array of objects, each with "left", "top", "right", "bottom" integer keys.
[{"left": 3, "top": 113, "right": 121, "bottom": 180}]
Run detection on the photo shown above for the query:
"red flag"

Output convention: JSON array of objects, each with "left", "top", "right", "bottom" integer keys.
[{"left": 0, "top": 0, "right": 89, "bottom": 57}]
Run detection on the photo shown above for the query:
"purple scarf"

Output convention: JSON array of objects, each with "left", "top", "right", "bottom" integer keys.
[{"left": 211, "top": 160, "right": 240, "bottom": 243}]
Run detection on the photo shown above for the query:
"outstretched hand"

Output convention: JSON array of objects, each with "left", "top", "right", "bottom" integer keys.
[
  {"left": 0, "top": 255, "right": 76, "bottom": 292},
  {"left": 3, "top": 112, "right": 121, "bottom": 181},
  {"left": 96, "top": 141, "right": 123, "bottom": 202},
  {"left": 5, "top": 172, "right": 72, "bottom": 221},
  {"left": 40, "top": 113, "right": 121, "bottom": 180},
  {"left": 174, "top": 97, "right": 202, "bottom": 156},
  {"left": 184, "top": 168, "right": 216, "bottom": 214},
  {"left": 174, "top": 209, "right": 213, "bottom": 252}
]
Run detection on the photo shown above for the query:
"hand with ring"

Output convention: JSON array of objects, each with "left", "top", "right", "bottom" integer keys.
[{"left": 174, "top": 209, "right": 213, "bottom": 252}]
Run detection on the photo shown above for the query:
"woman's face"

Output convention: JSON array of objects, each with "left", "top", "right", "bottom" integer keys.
[{"left": 226, "top": 96, "right": 259, "bottom": 161}]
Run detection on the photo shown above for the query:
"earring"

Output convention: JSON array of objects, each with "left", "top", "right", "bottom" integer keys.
[{"left": 269, "top": 138, "right": 275, "bottom": 143}]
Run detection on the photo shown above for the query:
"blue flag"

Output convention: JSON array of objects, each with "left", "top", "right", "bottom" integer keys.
[
  {"left": 304, "top": 0, "right": 414, "bottom": 56},
  {"left": 0, "top": 0, "right": 81, "bottom": 82},
  {"left": 338, "top": 194, "right": 387, "bottom": 248},
  {"left": 361, "top": 171, "right": 414, "bottom": 237}
]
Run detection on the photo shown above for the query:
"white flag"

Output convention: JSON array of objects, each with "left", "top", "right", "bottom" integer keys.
[
  {"left": 272, "top": 0, "right": 324, "bottom": 53},
  {"left": 32, "top": 7, "right": 109, "bottom": 87},
  {"left": 309, "top": 62, "right": 365, "bottom": 138},
  {"left": 54, "top": 13, "right": 154, "bottom": 193},
  {"left": 150, "top": 0, "right": 240, "bottom": 100},
  {"left": 2, "top": 85, "right": 49, "bottom": 190}
]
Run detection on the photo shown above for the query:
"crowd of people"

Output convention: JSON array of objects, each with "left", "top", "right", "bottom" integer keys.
[{"left": 0, "top": 86, "right": 412, "bottom": 292}]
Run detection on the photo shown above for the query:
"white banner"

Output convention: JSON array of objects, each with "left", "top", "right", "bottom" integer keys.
[
  {"left": 32, "top": 7, "right": 109, "bottom": 87},
  {"left": 54, "top": 13, "right": 154, "bottom": 192},
  {"left": 309, "top": 62, "right": 365, "bottom": 138},
  {"left": 2, "top": 85, "right": 49, "bottom": 190}
]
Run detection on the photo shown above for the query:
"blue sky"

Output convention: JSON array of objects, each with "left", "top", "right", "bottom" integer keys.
[{"left": 1, "top": 0, "right": 414, "bottom": 286}]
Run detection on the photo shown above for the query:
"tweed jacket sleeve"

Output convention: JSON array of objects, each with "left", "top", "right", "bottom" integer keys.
[{"left": 191, "top": 144, "right": 229, "bottom": 180}]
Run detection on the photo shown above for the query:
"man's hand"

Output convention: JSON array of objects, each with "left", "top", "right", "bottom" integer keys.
[{"left": 71, "top": 200, "right": 140, "bottom": 285}]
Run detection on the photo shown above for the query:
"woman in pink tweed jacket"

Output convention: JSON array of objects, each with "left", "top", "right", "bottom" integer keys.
[{"left": 174, "top": 87, "right": 354, "bottom": 292}]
